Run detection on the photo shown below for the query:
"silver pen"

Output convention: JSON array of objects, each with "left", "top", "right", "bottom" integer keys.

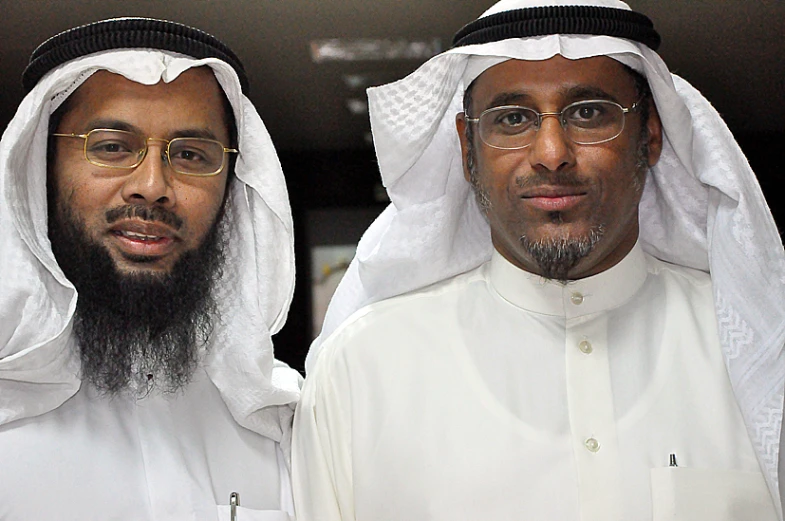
[{"left": 230, "top": 492, "right": 240, "bottom": 521}]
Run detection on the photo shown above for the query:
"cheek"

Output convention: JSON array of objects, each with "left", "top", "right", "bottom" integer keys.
[
  {"left": 595, "top": 154, "right": 645, "bottom": 217},
  {"left": 177, "top": 179, "right": 228, "bottom": 236},
  {"left": 53, "top": 175, "right": 121, "bottom": 223},
  {"left": 475, "top": 151, "right": 520, "bottom": 192}
]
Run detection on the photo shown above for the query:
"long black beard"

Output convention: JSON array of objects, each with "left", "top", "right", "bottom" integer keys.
[{"left": 48, "top": 202, "right": 227, "bottom": 396}]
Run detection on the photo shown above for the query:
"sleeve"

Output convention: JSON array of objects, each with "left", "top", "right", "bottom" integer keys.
[{"left": 292, "top": 347, "right": 356, "bottom": 521}]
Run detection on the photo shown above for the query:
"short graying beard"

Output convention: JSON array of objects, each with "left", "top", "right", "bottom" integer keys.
[{"left": 520, "top": 226, "right": 605, "bottom": 282}]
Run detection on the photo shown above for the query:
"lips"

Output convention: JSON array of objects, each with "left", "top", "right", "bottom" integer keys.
[
  {"left": 520, "top": 186, "right": 588, "bottom": 212},
  {"left": 117, "top": 230, "right": 165, "bottom": 241},
  {"left": 108, "top": 220, "right": 179, "bottom": 257}
]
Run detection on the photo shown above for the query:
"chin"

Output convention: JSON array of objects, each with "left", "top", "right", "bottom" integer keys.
[
  {"left": 526, "top": 219, "right": 601, "bottom": 243},
  {"left": 112, "top": 255, "right": 178, "bottom": 275}
]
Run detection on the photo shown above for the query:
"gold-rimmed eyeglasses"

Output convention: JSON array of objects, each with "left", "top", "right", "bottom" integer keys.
[
  {"left": 51, "top": 128, "right": 239, "bottom": 176},
  {"left": 465, "top": 97, "right": 645, "bottom": 150}
]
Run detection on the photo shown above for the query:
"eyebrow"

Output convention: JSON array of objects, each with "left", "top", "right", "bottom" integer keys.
[
  {"left": 83, "top": 119, "right": 221, "bottom": 141},
  {"left": 484, "top": 92, "right": 532, "bottom": 110},
  {"left": 482, "top": 85, "right": 622, "bottom": 111},
  {"left": 84, "top": 119, "right": 139, "bottom": 133},
  {"left": 564, "top": 86, "right": 620, "bottom": 104},
  {"left": 169, "top": 128, "right": 221, "bottom": 141}
]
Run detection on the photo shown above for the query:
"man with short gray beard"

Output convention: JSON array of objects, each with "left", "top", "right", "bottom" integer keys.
[
  {"left": 0, "top": 18, "right": 300, "bottom": 520},
  {"left": 292, "top": 1, "right": 785, "bottom": 519}
]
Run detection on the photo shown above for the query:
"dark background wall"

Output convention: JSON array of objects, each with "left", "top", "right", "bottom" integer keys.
[{"left": 275, "top": 150, "right": 386, "bottom": 372}]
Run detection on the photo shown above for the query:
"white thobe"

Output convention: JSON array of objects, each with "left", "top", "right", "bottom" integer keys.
[
  {"left": 0, "top": 367, "right": 294, "bottom": 521},
  {"left": 293, "top": 243, "right": 778, "bottom": 520}
]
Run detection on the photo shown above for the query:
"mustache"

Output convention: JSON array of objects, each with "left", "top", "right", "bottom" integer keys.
[
  {"left": 105, "top": 205, "right": 183, "bottom": 230},
  {"left": 515, "top": 171, "right": 588, "bottom": 190}
]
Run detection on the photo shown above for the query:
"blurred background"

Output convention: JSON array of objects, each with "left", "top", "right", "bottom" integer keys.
[{"left": 2, "top": 1, "right": 782, "bottom": 372}]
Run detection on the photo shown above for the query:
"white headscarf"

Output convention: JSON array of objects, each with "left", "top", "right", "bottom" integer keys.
[
  {"left": 0, "top": 49, "right": 301, "bottom": 456},
  {"left": 307, "top": 0, "right": 785, "bottom": 508}
]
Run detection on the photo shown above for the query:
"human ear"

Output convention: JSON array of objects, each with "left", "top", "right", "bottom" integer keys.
[
  {"left": 645, "top": 100, "right": 664, "bottom": 167},
  {"left": 456, "top": 113, "right": 472, "bottom": 183}
]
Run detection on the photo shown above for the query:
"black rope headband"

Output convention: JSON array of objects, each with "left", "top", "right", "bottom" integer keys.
[
  {"left": 22, "top": 17, "right": 249, "bottom": 94},
  {"left": 452, "top": 5, "right": 660, "bottom": 51}
]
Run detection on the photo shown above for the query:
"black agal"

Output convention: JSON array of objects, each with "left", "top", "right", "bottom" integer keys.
[
  {"left": 23, "top": 17, "right": 248, "bottom": 93},
  {"left": 453, "top": 6, "right": 660, "bottom": 51}
]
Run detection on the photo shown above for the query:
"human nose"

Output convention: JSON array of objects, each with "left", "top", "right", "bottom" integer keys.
[
  {"left": 526, "top": 113, "right": 575, "bottom": 172},
  {"left": 120, "top": 140, "right": 176, "bottom": 208}
]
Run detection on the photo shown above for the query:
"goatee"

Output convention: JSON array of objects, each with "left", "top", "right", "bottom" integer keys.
[
  {"left": 519, "top": 226, "right": 605, "bottom": 283},
  {"left": 48, "top": 202, "right": 227, "bottom": 396}
]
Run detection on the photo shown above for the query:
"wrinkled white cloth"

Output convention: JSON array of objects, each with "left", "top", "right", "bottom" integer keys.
[
  {"left": 294, "top": 243, "right": 779, "bottom": 521},
  {"left": 305, "top": 0, "right": 785, "bottom": 514},
  {"left": 0, "top": 369, "right": 296, "bottom": 519},
  {"left": 0, "top": 49, "right": 301, "bottom": 516}
]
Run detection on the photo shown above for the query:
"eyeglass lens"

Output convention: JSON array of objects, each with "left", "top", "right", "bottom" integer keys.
[
  {"left": 478, "top": 100, "right": 626, "bottom": 149},
  {"left": 85, "top": 129, "right": 226, "bottom": 175}
]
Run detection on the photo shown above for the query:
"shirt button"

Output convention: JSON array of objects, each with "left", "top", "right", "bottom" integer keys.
[
  {"left": 579, "top": 340, "right": 593, "bottom": 354},
  {"left": 585, "top": 438, "right": 600, "bottom": 453},
  {"left": 570, "top": 292, "right": 584, "bottom": 305}
]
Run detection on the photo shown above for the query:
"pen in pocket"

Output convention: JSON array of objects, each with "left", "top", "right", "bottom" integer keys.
[{"left": 230, "top": 492, "right": 240, "bottom": 521}]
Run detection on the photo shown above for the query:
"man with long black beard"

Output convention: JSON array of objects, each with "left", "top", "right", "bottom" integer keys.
[
  {"left": 0, "top": 18, "right": 300, "bottom": 520},
  {"left": 293, "top": 0, "right": 785, "bottom": 519},
  {"left": 49, "top": 180, "right": 228, "bottom": 395}
]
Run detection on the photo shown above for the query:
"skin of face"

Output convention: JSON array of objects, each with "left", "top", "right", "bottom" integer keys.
[
  {"left": 50, "top": 67, "right": 232, "bottom": 274},
  {"left": 456, "top": 55, "right": 663, "bottom": 280}
]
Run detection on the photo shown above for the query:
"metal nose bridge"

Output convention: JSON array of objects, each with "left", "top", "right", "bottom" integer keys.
[
  {"left": 534, "top": 110, "right": 568, "bottom": 130},
  {"left": 139, "top": 137, "right": 172, "bottom": 166}
]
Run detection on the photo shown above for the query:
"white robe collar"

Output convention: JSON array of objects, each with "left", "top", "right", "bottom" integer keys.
[{"left": 489, "top": 241, "right": 647, "bottom": 318}]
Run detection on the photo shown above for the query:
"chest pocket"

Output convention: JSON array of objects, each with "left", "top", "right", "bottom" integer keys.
[
  {"left": 216, "top": 506, "right": 293, "bottom": 521},
  {"left": 650, "top": 467, "right": 778, "bottom": 521}
]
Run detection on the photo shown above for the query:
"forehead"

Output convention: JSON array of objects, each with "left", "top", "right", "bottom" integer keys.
[
  {"left": 58, "top": 67, "right": 230, "bottom": 139},
  {"left": 469, "top": 55, "right": 638, "bottom": 108}
]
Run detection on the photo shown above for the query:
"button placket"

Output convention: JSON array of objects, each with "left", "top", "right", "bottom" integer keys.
[{"left": 565, "top": 315, "right": 622, "bottom": 520}]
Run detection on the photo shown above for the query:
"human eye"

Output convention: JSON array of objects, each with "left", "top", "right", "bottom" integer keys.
[
  {"left": 490, "top": 107, "right": 535, "bottom": 133},
  {"left": 86, "top": 131, "right": 137, "bottom": 162},
  {"left": 169, "top": 139, "right": 222, "bottom": 172},
  {"left": 564, "top": 102, "right": 613, "bottom": 128},
  {"left": 171, "top": 147, "right": 206, "bottom": 163}
]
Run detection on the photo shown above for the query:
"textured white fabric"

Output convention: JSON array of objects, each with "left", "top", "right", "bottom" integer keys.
[
  {"left": 0, "top": 369, "right": 295, "bottom": 520},
  {"left": 294, "top": 244, "right": 779, "bottom": 520},
  {"left": 0, "top": 50, "right": 300, "bottom": 461},
  {"left": 306, "top": 0, "right": 785, "bottom": 511}
]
